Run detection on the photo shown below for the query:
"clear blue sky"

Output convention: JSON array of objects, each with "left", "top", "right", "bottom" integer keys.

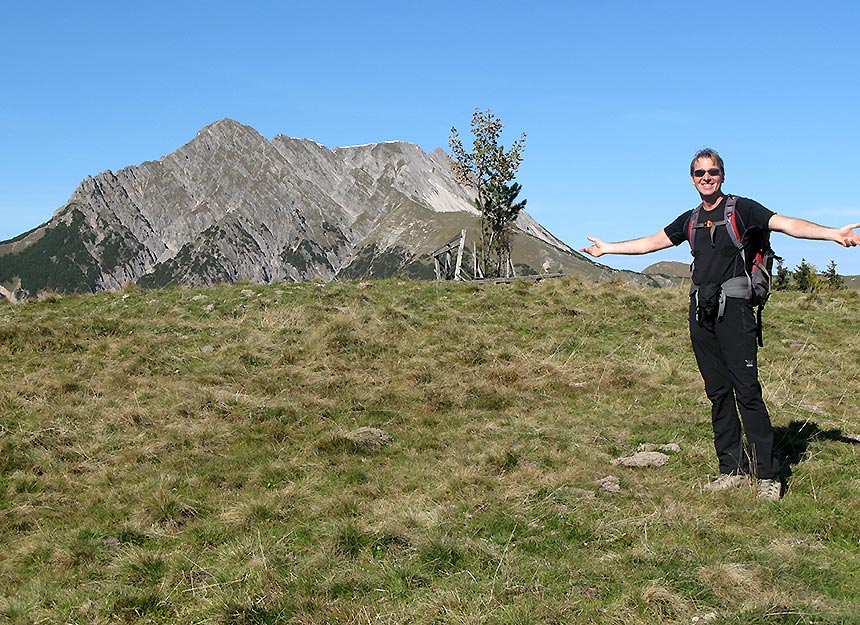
[{"left": 2, "top": 1, "right": 859, "bottom": 274}]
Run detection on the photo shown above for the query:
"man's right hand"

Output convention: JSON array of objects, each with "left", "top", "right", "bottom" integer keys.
[{"left": 580, "top": 236, "right": 607, "bottom": 257}]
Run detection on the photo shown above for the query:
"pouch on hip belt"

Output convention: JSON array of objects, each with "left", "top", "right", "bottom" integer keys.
[{"left": 695, "top": 283, "right": 725, "bottom": 325}]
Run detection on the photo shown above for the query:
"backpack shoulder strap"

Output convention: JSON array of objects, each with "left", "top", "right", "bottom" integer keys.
[
  {"left": 723, "top": 195, "right": 743, "bottom": 250},
  {"left": 687, "top": 203, "right": 703, "bottom": 253},
  {"left": 690, "top": 195, "right": 745, "bottom": 249}
]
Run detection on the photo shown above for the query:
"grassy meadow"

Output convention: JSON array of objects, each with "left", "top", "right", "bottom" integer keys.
[{"left": 1, "top": 276, "right": 859, "bottom": 624}]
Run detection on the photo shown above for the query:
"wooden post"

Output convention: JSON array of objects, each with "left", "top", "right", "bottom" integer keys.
[
  {"left": 454, "top": 229, "right": 466, "bottom": 281},
  {"left": 432, "top": 231, "right": 471, "bottom": 281}
]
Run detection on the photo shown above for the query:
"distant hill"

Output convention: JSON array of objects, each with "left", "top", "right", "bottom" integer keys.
[
  {"left": 0, "top": 119, "right": 666, "bottom": 301},
  {"left": 642, "top": 261, "right": 690, "bottom": 279},
  {"left": 843, "top": 275, "right": 860, "bottom": 289},
  {"left": 642, "top": 260, "right": 860, "bottom": 291}
]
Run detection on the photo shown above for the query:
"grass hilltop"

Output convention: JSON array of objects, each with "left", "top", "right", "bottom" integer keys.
[{"left": 1, "top": 277, "right": 859, "bottom": 624}]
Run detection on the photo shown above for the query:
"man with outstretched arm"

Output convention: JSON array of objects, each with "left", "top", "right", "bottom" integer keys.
[{"left": 580, "top": 148, "right": 860, "bottom": 501}]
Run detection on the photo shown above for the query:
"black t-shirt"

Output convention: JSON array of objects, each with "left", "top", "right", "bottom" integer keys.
[{"left": 664, "top": 195, "right": 775, "bottom": 286}]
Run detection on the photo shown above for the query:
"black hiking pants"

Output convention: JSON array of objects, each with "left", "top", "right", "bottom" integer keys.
[{"left": 689, "top": 296, "right": 779, "bottom": 480}]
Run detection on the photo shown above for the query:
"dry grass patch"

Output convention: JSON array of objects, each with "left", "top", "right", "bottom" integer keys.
[{"left": 1, "top": 278, "right": 859, "bottom": 624}]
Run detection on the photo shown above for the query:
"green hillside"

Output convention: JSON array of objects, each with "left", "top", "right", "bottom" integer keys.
[{"left": 2, "top": 278, "right": 858, "bottom": 624}]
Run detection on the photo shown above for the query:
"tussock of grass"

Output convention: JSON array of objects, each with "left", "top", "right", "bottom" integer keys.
[{"left": 1, "top": 277, "right": 859, "bottom": 623}]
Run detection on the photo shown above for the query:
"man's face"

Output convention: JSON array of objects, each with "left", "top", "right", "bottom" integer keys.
[{"left": 691, "top": 157, "right": 723, "bottom": 197}]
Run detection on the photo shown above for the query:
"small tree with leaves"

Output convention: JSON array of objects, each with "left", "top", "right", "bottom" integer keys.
[
  {"left": 449, "top": 109, "right": 526, "bottom": 277},
  {"left": 822, "top": 260, "right": 844, "bottom": 290},
  {"left": 791, "top": 259, "right": 820, "bottom": 292},
  {"left": 773, "top": 256, "right": 791, "bottom": 291},
  {"left": 480, "top": 181, "right": 527, "bottom": 277}
]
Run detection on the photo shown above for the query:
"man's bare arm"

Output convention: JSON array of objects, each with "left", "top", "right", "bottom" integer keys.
[
  {"left": 769, "top": 214, "right": 860, "bottom": 247},
  {"left": 580, "top": 230, "right": 674, "bottom": 258}
]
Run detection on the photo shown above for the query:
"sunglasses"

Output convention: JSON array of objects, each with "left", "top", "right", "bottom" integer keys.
[{"left": 693, "top": 168, "right": 722, "bottom": 178}]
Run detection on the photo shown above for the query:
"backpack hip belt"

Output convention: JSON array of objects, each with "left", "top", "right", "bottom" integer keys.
[
  {"left": 690, "top": 275, "right": 751, "bottom": 322},
  {"left": 690, "top": 275, "right": 751, "bottom": 299}
]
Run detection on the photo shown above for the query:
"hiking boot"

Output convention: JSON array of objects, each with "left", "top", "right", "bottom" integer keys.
[
  {"left": 757, "top": 478, "right": 782, "bottom": 501},
  {"left": 703, "top": 473, "right": 750, "bottom": 492}
]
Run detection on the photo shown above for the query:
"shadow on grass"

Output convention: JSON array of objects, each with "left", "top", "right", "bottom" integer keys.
[{"left": 775, "top": 420, "right": 860, "bottom": 490}]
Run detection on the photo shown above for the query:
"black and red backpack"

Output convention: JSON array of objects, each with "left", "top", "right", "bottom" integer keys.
[{"left": 687, "top": 195, "right": 775, "bottom": 345}]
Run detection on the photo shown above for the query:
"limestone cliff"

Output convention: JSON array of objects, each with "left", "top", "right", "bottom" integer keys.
[{"left": 0, "top": 119, "right": 649, "bottom": 299}]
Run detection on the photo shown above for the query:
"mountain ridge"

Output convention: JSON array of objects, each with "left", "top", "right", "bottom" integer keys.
[{"left": 0, "top": 118, "right": 661, "bottom": 301}]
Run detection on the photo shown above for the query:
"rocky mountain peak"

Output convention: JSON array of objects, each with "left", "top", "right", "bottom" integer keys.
[
  {"left": 0, "top": 120, "right": 638, "bottom": 301},
  {"left": 197, "top": 117, "right": 259, "bottom": 138}
]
